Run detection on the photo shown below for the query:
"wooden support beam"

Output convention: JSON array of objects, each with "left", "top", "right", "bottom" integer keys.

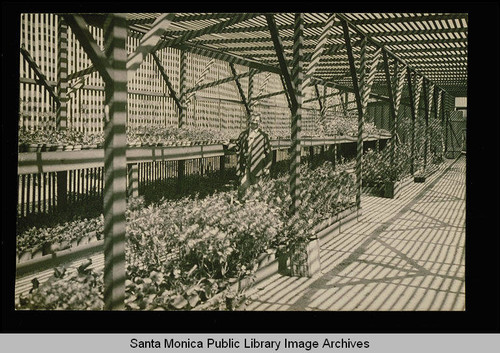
[
  {"left": 179, "top": 50, "right": 187, "bottom": 128},
  {"left": 254, "top": 89, "right": 286, "bottom": 102},
  {"left": 422, "top": 79, "right": 430, "bottom": 171},
  {"left": 56, "top": 17, "right": 68, "bottom": 130},
  {"left": 441, "top": 90, "right": 447, "bottom": 154},
  {"left": 266, "top": 14, "right": 298, "bottom": 111},
  {"left": 62, "top": 14, "right": 112, "bottom": 85},
  {"left": 127, "top": 164, "right": 139, "bottom": 198},
  {"left": 393, "top": 64, "right": 407, "bottom": 116},
  {"left": 247, "top": 68, "right": 257, "bottom": 110},
  {"left": 289, "top": 13, "right": 304, "bottom": 216},
  {"left": 230, "top": 64, "right": 251, "bottom": 118},
  {"left": 151, "top": 52, "right": 182, "bottom": 113},
  {"left": 361, "top": 47, "right": 382, "bottom": 117},
  {"left": 67, "top": 65, "right": 97, "bottom": 81},
  {"left": 335, "top": 13, "right": 449, "bottom": 96},
  {"left": 280, "top": 75, "right": 292, "bottom": 110},
  {"left": 127, "top": 13, "right": 176, "bottom": 77},
  {"left": 184, "top": 71, "right": 251, "bottom": 94},
  {"left": 406, "top": 69, "right": 417, "bottom": 175},
  {"left": 20, "top": 46, "right": 60, "bottom": 106},
  {"left": 157, "top": 13, "right": 259, "bottom": 50},
  {"left": 382, "top": 50, "right": 398, "bottom": 169},
  {"left": 101, "top": 13, "right": 128, "bottom": 311},
  {"left": 341, "top": 19, "right": 364, "bottom": 211},
  {"left": 302, "top": 13, "right": 336, "bottom": 88},
  {"left": 257, "top": 72, "right": 272, "bottom": 99},
  {"left": 186, "top": 58, "right": 215, "bottom": 106}
]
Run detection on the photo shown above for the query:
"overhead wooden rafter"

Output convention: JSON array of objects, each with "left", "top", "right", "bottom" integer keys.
[{"left": 77, "top": 12, "right": 466, "bottom": 97}]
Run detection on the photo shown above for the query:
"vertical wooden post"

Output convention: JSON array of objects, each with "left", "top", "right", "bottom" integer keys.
[
  {"left": 127, "top": 164, "right": 139, "bottom": 198},
  {"left": 102, "top": 14, "right": 128, "bottom": 310},
  {"left": 266, "top": 13, "right": 300, "bottom": 214},
  {"left": 382, "top": 51, "right": 397, "bottom": 170},
  {"left": 179, "top": 50, "right": 187, "bottom": 128},
  {"left": 290, "top": 13, "right": 304, "bottom": 215},
  {"left": 341, "top": 20, "right": 365, "bottom": 211},
  {"left": 248, "top": 68, "right": 257, "bottom": 112},
  {"left": 441, "top": 90, "right": 447, "bottom": 155},
  {"left": 422, "top": 79, "right": 430, "bottom": 171},
  {"left": 406, "top": 69, "right": 416, "bottom": 175},
  {"left": 56, "top": 17, "right": 68, "bottom": 130}
]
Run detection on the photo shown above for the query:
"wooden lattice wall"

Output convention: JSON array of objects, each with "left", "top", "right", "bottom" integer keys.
[{"left": 18, "top": 14, "right": 298, "bottom": 136}]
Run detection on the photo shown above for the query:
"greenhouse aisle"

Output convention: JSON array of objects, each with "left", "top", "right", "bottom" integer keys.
[{"left": 242, "top": 156, "right": 466, "bottom": 311}]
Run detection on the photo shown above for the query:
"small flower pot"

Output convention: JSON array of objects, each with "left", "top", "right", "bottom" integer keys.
[
  {"left": 56, "top": 144, "right": 64, "bottom": 151},
  {"left": 64, "top": 145, "right": 74, "bottom": 151},
  {"left": 48, "top": 144, "right": 58, "bottom": 151},
  {"left": 73, "top": 144, "right": 82, "bottom": 151}
]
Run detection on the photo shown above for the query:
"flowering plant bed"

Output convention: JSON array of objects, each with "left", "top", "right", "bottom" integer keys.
[{"left": 16, "top": 159, "right": 357, "bottom": 310}]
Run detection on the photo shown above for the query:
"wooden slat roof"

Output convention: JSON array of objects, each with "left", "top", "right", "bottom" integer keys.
[{"left": 88, "top": 13, "right": 468, "bottom": 97}]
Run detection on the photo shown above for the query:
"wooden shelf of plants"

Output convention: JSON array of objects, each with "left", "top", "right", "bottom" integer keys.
[{"left": 14, "top": 12, "right": 460, "bottom": 311}]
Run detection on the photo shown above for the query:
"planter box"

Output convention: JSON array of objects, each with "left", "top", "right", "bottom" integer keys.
[
  {"left": 362, "top": 183, "right": 385, "bottom": 197},
  {"left": 363, "top": 176, "right": 412, "bottom": 199},
  {"left": 279, "top": 206, "right": 360, "bottom": 278},
  {"left": 289, "top": 238, "right": 321, "bottom": 277},
  {"left": 16, "top": 239, "right": 104, "bottom": 277}
]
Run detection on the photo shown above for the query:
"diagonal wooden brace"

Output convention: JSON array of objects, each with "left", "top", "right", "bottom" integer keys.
[
  {"left": 62, "top": 14, "right": 112, "bottom": 85},
  {"left": 151, "top": 52, "right": 182, "bottom": 113},
  {"left": 157, "top": 13, "right": 260, "bottom": 50},
  {"left": 20, "top": 46, "right": 60, "bottom": 106},
  {"left": 229, "top": 63, "right": 251, "bottom": 117},
  {"left": 266, "top": 14, "right": 298, "bottom": 111},
  {"left": 127, "top": 13, "right": 176, "bottom": 77},
  {"left": 303, "top": 13, "right": 336, "bottom": 88}
]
